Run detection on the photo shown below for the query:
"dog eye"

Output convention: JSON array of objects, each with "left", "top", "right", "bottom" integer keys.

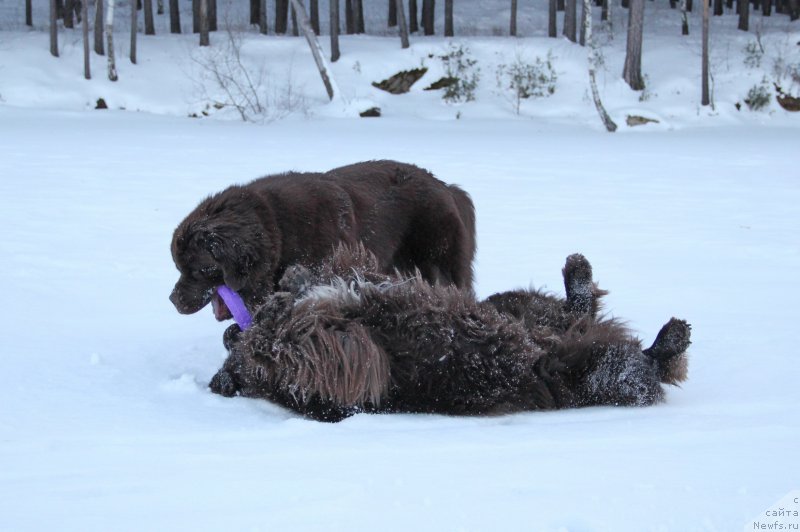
[{"left": 199, "top": 266, "right": 220, "bottom": 278}]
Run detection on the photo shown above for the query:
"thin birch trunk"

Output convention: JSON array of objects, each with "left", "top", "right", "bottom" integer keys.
[
  {"left": 289, "top": 0, "right": 339, "bottom": 100},
  {"left": 106, "top": 0, "right": 118, "bottom": 81},
  {"left": 396, "top": 0, "right": 409, "bottom": 48},
  {"left": 680, "top": 0, "right": 689, "bottom": 34},
  {"left": 584, "top": 0, "right": 617, "bottom": 131}
]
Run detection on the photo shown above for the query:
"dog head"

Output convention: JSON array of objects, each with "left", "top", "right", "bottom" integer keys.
[{"left": 169, "top": 188, "right": 279, "bottom": 320}]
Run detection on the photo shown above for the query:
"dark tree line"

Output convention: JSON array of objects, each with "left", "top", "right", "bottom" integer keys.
[{"left": 37, "top": 0, "right": 800, "bottom": 91}]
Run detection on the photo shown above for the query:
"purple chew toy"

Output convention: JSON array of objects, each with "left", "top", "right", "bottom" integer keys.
[{"left": 216, "top": 285, "right": 252, "bottom": 331}]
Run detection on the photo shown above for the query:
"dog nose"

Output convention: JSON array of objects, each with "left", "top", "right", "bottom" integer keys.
[{"left": 169, "top": 289, "right": 181, "bottom": 308}]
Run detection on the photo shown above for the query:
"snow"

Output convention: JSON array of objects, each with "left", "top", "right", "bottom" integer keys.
[{"left": 1, "top": 0, "right": 799, "bottom": 530}]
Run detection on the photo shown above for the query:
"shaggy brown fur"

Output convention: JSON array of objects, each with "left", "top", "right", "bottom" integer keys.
[
  {"left": 209, "top": 248, "right": 691, "bottom": 422},
  {"left": 169, "top": 160, "right": 476, "bottom": 322}
]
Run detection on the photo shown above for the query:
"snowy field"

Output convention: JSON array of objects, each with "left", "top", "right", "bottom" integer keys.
[
  {"left": 2, "top": 107, "right": 799, "bottom": 531},
  {"left": 1, "top": 0, "right": 800, "bottom": 530}
]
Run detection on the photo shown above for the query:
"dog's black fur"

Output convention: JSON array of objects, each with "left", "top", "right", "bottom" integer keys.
[
  {"left": 169, "top": 160, "right": 475, "bottom": 322},
  {"left": 209, "top": 246, "right": 691, "bottom": 422}
]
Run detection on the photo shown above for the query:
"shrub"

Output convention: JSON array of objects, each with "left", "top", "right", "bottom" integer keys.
[
  {"left": 496, "top": 51, "right": 557, "bottom": 114},
  {"left": 439, "top": 43, "right": 480, "bottom": 103}
]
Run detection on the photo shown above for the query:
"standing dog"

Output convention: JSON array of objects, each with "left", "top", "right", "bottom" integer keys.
[
  {"left": 209, "top": 246, "right": 691, "bottom": 422},
  {"left": 169, "top": 160, "right": 475, "bottom": 322}
]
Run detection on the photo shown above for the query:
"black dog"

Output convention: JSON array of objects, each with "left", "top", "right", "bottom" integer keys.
[
  {"left": 209, "top": 246, "right": 691, "bottom": 422},
  {"left": 170, "top": 160, "right": 475, "bottom": 322}
]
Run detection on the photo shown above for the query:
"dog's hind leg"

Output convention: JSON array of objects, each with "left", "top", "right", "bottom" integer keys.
[
  {"left": 562, "top": 254, "right": 606, "bottom": 317},
  {"left": 643, "top": 318, "right": 691, "bottom": 385}
]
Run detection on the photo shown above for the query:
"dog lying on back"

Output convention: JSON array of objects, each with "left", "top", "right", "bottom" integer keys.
[
  {"left": 209, "top": 246, "right": 691, "bottom": 422},
  {"left": 169, "top": 160, "right": 475, "bottom": 323}
]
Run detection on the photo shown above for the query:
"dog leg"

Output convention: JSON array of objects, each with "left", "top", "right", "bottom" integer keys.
[
  {"left": 643, "top": 318, "right": 691, "bottom": 385},
  {"left": 562, "top": 253, "right": 598, "bottom": 316}
]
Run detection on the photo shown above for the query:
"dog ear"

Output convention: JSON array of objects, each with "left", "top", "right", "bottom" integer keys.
[{"left": 203, "top": 232, "right": 260, "bottom": 292}]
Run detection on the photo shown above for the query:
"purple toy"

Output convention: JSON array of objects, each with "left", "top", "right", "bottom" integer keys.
[{"left": 216, "top": 285, "right": 253, "bottom": 331}]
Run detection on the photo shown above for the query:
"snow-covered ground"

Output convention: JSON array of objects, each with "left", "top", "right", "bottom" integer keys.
[{"left": 1, "top": 1, "right": 799, "bottom": 530}]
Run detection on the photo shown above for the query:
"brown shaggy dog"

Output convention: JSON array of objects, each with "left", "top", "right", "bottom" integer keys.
[
  {"left": 169, "top": 160, "right": 475, "bottom": 322},
  {"left": 209, "top": 247, "right": 691, "bottom": 422}
]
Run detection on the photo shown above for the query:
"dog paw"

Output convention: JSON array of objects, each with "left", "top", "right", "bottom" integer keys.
[
  {"left": 644, "top": 318, "right": 692, "bottom": 360},
  {"left": 223, "top": 324, "right": 242, "bottom": 351},
  {"left": 209, "top": 370, "right": 238, "bottom": 397},
  {"left": 563, "top": 253, "right": 594, "bottom": 314}
]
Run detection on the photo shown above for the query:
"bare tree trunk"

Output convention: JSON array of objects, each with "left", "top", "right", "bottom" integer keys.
[
  {"left": 250, "top": 0, "right": 258, "bottom": 24},
  {"left": 622, "top": 0, "right": 645, "bottom": 90},
  {"left": 389, "top": 0, "right": 397, "bottom": 25},
  {"left": 50, "top": 0, "right": 59, "bottom": 57},
  {"left": 564, "top": 0, "right": 577, "bottom": 42},
  {"left": 510, "top": 0, "right": 518, "bottom": 35},
  {"left": 330, "top": 0, "right": 340, "bottom": 61},
  {"left": 157, "top": 0, "right": 163, "bottom": 15},
  {"left": 169, "top": 0, "right": 180, "bottom": 32},
  {"left": 762, "top": 0, "right": 772, "bottom": 15},
  {"left": 680, "top": 0, "right": 689, "bottom": 34},
  {"left": 356, "top": 0, "right": 364, "bottom": 32},
  {"left": 445, "top": 0, "right": 453, "bottom": 36},
  {"left": 345, "top": 0, "right": 355, "bottom": 33},
  {"left": 549, "top": 0, "right": 558, "bottom": 35},
  {"left": 94, "top": 0, "right": 105, "bottom": 53},
  {"left": 580, "top": 0, "right": 587, "bottom": 44},
  {"left": 585, "top": 0, "right": 617, "bottom": 131},
  {"left": 714, "top": 0, "right": 724, "bottom": 15},
  {"left": 396, "top": 0, "right": 410, "bottom": 47},
  {"left": 260, "top": 0, "right": 267, "bottom": 33},
  {"left": 409, "top": 0, "right": 418, "bottom": 32},
  {"left": 288, "top": 0, "right": 339, "bottom": 100},
  {"left": 702, "top": 0, "right": 710, "bottom": 105},
  {"left": 422, "top": 0, "right": 434, "bottom": 35},
  {"left": 83, "top": 0, "right": 91, "bottom": 78},
  {"left": 601, "top": 0, "right": 609, "bottom": 20},
  {"left": 738, "top": 0, "right": 749, "bottom": 29},
  {"left": 130, "top": 0, "right": 137, "bottom": 63},
  {"left": 276, "top": 0, "right": 288, "bottom": 33},
  {"left": 106, "top": 0, "right": 118, "bottom": 80},
  {"left": 144, "top": 0, "right": 155, "bottom": 34},
  {"left": 64, "top": 0, "right": 75, "bottom": 28},
  {"left": 788, "top": 0, "right": 798, "bottom": 19},
  {"left": 199, "top": 0, "right": 209, "bottom": 45},
  {"left": 310, "top": 0, "right": 320, "bottom": 33},
  {"left": 26, "top": 0, "right": 33, "bottom": 26},
  {"left": 209, "top": 0, "right": 217, "bottom": 31},
  {"left": 291, "top": 4, "right": 299, "bottom": 35}
]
